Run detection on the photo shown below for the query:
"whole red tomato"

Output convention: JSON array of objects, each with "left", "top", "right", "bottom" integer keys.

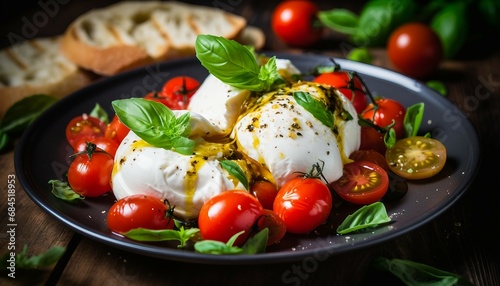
[
  {"left": 67, "top": 144, "right": 114, "bottom": 197},
  {"left": 272, "top": 0, "right": 322, "bottom": 47},
  {"left": 73, "top": 137, "right": 119, "bottom": 157},
  {"left": 198, "top": 191, "right": 264, "bottom": 246},
  {"left": 273, "top": 176, "right": 332, "bottom": 234},
  {"left": 387, "top": 22, "right": 443, "bottom": 79},
  {"left": 313, "top": 71, "right": 368, "bottom": 114},
  {"left": 107, "top": 194, "right": 175, "bottom": 234},
  {"left": 361, "top": 98, "right": 406, "bottom": 139}
]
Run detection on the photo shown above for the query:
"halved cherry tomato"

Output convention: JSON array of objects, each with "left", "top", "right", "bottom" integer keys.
[
  {"left": 349, "top": 149, "right": 389, "bottom": 171},
  {"left": 107, "top": 194, "right": 175, "bottom": 234},
  {"left": 256, "top": 209, "right": 287, "bottom": 246},
  {"left": 198, "top": 190, "right": 264, "bottom": 246},
  {"left": 273, "top": 176, "right": 332, "bottom": 234},
  {"left": 65, "top": 114, "right": 106, "bottom": 149},
  {"left": 73, "top": 136, "right": 119, "bottom": 157},
  {"left": 271, "top": 0, "right": 322, "bottom": 47},
  {"left": 250, "top": 180, "right": 278, "bottom": 210},
  {"left": 67, "top": 144, "right": 114, "bottom": 197},
  {"left": 330, "top": 161, "right": 389, "bottom": 205},
  {"left": 313, "top": 71, "right": 368, "bottom": 114},
  {"left": 105, "top": 115, "right": 130, "bottom": 144},
  {"left": 361, "top": 98, "right": 407, "bottom": 139},
  {"left": 385, "top": 136, "right": 447, "bottom": 180}
]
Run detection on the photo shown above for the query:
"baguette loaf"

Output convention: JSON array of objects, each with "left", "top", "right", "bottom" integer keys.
[
  {"left": 0, "top": 37, "right": 93, "bottom": 118},
  {"left": 60, "top": 1, "right": 258, "bottom": 76}
]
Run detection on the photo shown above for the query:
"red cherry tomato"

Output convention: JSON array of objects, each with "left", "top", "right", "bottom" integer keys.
[
  {"left": 105, "top": 115, "right": 130, "bottom": 144},
  {"left": 161, "top": 76, "right": 200, "bottom": 108},
  {"left": 65, "top": 114, "right": 106, "bottom": 149},
  {"left": 271, "top": 0, "right": 322, "bottom": 47},
  {"left": 273, "top": 176, "right": 332, "bottom": 234},
  {"left": 313, "top": 71, "right": 368, "bottom": 114},
  {"left": 256, "top": 209, "right": 287, "bottom": 246},
  {"left": 198, "top": 191, "right": 264, "bottom": 246},
  {"left": 330, "top": 161, "right": 389, "bottom": 205},
  {"left": 67, "top": 146, "right": 114, "bottom": 197},
  {"left": 387, "top": 22, "right": 443, "bottom": 79},
  {"left": 107, "top": 194, "right": 175, "bottom": 234},
  {"left": 361, "top": 98, "right": 406, "bottom": 139},
  {"left": 144, "top": 91, "right": 179, "bottom": 109},
  {"left": 73, "top": 137, "right": 119, "bottom": 158},
  {"left": 250, "top": 180, "right": 278, "bottom": 210}
]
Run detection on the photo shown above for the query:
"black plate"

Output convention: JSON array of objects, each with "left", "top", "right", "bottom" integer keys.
[{"left": 15, "top": 53, "right": 480, "bottom": 264}]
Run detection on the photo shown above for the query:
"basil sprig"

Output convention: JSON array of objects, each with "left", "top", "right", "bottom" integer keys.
[
  {"left": 293, "top": 91, "right": 334, "bottom": 128},
  {"left": 112, "top": 98, "right": 195, "bottom": 155},
  {"left": 195, "top": 34, "right": 282, "bottom": 91}
]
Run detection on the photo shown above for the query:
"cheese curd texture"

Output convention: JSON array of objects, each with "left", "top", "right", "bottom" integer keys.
[{"left": 111, "top": 58, "right": 361, "bottom": 219}]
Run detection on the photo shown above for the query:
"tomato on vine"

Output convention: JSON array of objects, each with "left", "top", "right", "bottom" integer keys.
[
  {"left": 198, "top": 190, "right": 264, "bottom": 246},
  {"left": 273, "top": 163, "right": 333, "bottom": 234},
  {"left": 313, "top": 71, "right": 368, "bottom": 114},
  {"left": 73, "top": 136, "right": 119, "bottom": 157},
  {"left": 67, "top": 142, "right": 114, "bottom": 197},
  {"left": 107, "top": 194, "right": 175, "bottom": 234}
]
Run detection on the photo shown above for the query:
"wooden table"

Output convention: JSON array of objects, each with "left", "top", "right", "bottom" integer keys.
[{"left": 1, "top": 1, "right": 499, "bottom": 285}]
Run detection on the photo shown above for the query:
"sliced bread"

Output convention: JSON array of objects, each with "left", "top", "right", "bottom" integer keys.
[{"left": 60, "top": 1, "right": 255, "bottom": 76}]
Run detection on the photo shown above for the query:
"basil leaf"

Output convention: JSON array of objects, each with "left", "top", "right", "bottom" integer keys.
[
  {"left": 0, "top": 245, "right": 65, "bottom": 269},
  {"left": 49, "top": 179, "right": 84, "bottom": 202},
  {"left": 241, "top": 228, "right": 268, "bottom": 254},
  {"left": 124, "top": 226, "right": 200, "bottom": 248},
  {"left": 336, "top": 202, "right": 391, "bottom": 234},
  {"left": 195, "top": 34, "right": 280, "bottom": 91},
  {"left": 220, "top": 160, "right": 249, "bottom": 190},
  {"left": 384, "top": 127, "right": 397, "bottom": 149},
  {"left": 318, "top": 8, "right": 359, "bottom": 35},
  {"left": 0, "top": 130, "right": 10, "bottom": 152},
  {"left": 1, "top": 94, "right": 57, "bottom": 133},
  {"left": 194, "top": 231, "right": 245, "bottom": 254},
  {"left": 112, "top": 98, "right": 195, "bottom": 155},
  {"left": 347, "top": 47, "right": 373, "bottom": 64},
  {"left": 293, "top": 91, "right": 334, "bottom": 128},
  {"left": 404, "top": 103, "right": 425, "bottom": 137},
  {"left": 89, "top": 103, "right": 109, "bottom": 124},
  {"left": 426, "top": 80, "right": 447, "bottom": 96},
  {"left": 373, "top": 257, "right": 474, "bottom": 286}
]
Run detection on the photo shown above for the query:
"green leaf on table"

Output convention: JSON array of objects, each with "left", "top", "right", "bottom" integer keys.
[
  {"left": 195, "top": 34, "right": 282, "bottom": 92},
  {"left": 373, "top": 257, "right": 474, "bottom": 286},
  {"left": 0, "top": 245, "right": 65, "bottom": 269},
  {"left": 0, "top": 94, "right": 57, "bottom": 134},
  {"left": 49, "top": 179, "right": 84, "bottom": 202},
  {"left": 293, "top": 91, "right": 334, "bottom": 128},
  {"left": 220, "top": 160, "right": 249, "bottom": 190},
  {"left": 426, "top": 80, "right": 447, "bottom": 96},
  {"left": 112, "top": 98, "right": 195, "bottom": 155},
  {"left": 318, "top": 8, "right": 359, "bottom": 35},
  {"left": 336, "top": 202, "right": 391, "bottom": 234},
  {"left": 347, "top": 47, "right": 373, "bottom": 64}
]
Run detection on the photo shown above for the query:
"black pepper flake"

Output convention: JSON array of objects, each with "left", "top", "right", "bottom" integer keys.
[
  {"left": 247, "top": 125, "right": 254, "bottom": 131},
  {"left": 297, "top": 132, "right": 303, "bottom": 136}
]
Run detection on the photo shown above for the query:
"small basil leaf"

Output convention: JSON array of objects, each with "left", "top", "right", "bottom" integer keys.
[
  {"left": 384, "top": 128, "right": 397, "bottom": 149},
  {"left": 293, "top": 91, "right": 334, "bottom": 128},
  {"left": 89, "top": 103, "right": 109, "bottom": 124},
  {"left": 347, "top": 47, "right": 373, "bottom": 64},
  {"left": 1, "top": 94, "right": 57, "bottom": 133},
  {"left": 124, "top": 227, "right": 200, "bottom": 248},
  {"left": 404, "top": 103, "right": 425, "bottom": 137},
  {"left": 318, "top": 8, "right": 359, "bottom": 35},
  {"left": 373, "top": 257, "right": 474, "bottom": 286},
  {"left": 426, "top": 80, "right": 447, "bottom": 96},
  {"left": 241, "top": 228, "right": 268, "bottom": 254},
  {"left": 112, "top": 98, "right": 195, "bottom": 155},
  {"left": 0, "top": 130, "right": 11, "bottom": 152},
  {"left": 49, "top": 179, "right": 84, "bottom": 202},
  {"left": 194, "top": 231, "right": 245, "bottom": 254},
  {"left": 220, "top": 160, "right": 249, "bottom": 190},
  {"left": 336, "top": 202, "right": 391, "bottom": 234}
]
